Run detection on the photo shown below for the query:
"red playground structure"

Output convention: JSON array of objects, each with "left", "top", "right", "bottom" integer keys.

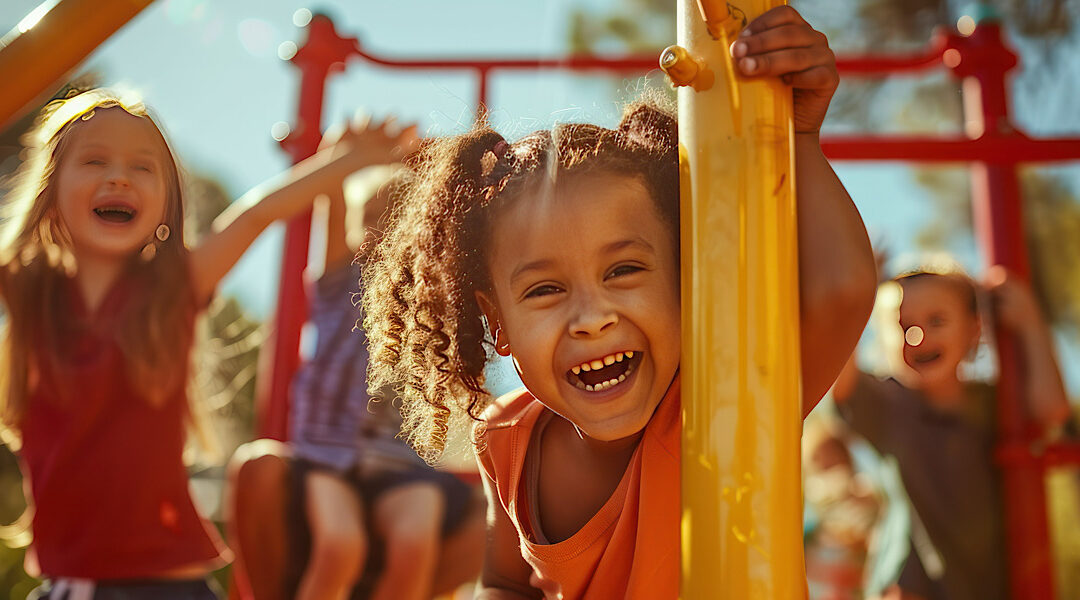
[{"left": 260, "top": 10, "right": 1080, "bottom": 598}]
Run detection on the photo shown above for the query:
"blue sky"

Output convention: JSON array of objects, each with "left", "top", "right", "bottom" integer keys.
[{"left": 2, "top": 0, "right": 1078, "bottom": 395}]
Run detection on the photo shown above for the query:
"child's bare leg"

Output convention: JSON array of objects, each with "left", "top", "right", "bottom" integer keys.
[
  {"left": 369, "top": 482, "right": 444, "bottom": 600},
  {"left": 296, "top": 470, "right": 368, "bottom": 600},
  {"left": 226, "top": 441, "right": 290, "bottom": 600},
  {"left": 430, "top": 491, "right": 486, "bottom": 594}
]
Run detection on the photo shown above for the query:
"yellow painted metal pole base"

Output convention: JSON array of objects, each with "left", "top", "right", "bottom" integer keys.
[
  {"left": 0, "top": 0, "right": 155, "bottom": 129},
  {"left": 668, "top": 1, "right": 804, "bottom": 598}
]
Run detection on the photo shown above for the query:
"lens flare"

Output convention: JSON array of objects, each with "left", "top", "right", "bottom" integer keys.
[{"left": 904, "top": 325, "right": 925, "bottom": 347}]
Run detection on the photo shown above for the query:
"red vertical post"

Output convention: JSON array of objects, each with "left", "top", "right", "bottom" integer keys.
[
  {"left": 256, "top": 14, "right": 354, "bottom": 440},
  {"left": 952, "top": 18, "right": 1055, "bottom": 598}
]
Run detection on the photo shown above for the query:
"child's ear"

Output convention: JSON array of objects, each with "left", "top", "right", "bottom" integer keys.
[{"left": 475, "top": 290, "right": 512, "bottom": 357}]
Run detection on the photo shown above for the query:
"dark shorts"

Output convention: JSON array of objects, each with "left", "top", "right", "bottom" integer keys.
[
  {"left": 286, "top": 457, "right": 476, "bottom": 599},
  {"left": 292, "top": 457, "right": 473, "bottom": 537},
  {"left": 34, "top": 578, "right": 218, "bottom": 600}
]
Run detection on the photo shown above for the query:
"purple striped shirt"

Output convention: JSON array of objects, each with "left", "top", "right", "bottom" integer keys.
[{"left": 290, "top": 263, "right": 423, "bottom": 472}]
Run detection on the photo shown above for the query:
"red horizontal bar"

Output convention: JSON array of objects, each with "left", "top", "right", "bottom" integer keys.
[
  {"left": 821, "top": 135, "right": 1080, "bottom": 164},
  {"left": 349, "top": 45, "right": 952, "bottom": 77},
  {"left": 351, "top": 43, "right": 658, "bottom": 73},
  {"left": 348, "top": 38, "right": 951, "bottom": 77},
  {"left": 835, "top": 36, "right": 948, "bottom": 75}
]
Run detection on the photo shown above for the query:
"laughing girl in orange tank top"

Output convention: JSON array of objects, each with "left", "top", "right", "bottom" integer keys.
[{"left": 364, "top": 7, "right": 876, "bottom": 599}]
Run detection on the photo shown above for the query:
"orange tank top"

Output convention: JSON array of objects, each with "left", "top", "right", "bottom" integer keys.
[{"left": 475, "top": 378, "right": 680, "bottom": 599}]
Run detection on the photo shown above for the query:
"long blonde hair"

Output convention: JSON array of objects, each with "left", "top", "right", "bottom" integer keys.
[{"left": 0, "top": 89, "right": 193, "bottom": 430}]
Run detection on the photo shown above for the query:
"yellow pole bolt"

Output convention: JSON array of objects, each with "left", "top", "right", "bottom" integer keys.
[
  {"left": 660, "top": 45, "right": 713, "bottom": 92},
  {"left": 0, "top": 0, "right": 155, "bottom": 129},
  {"left": 675, "top": 0, "right": 804, "bottom": 598}
]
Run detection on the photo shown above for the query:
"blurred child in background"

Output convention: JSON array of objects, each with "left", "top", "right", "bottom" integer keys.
[
  {"left": 832, "top": 265, "right": 1069, "bottom": 600},
  {"left": 0, "top": 88, "right": 391, "bottom": 600},
  {"left": 803, "top": 417, "right": 882, "bottom": 600},
  {"left": 290, "top": 118, "right": 484, "bottom": 600}
]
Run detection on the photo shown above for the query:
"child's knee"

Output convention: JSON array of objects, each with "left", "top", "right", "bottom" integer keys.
[
  {"left": 383, "top": 518, "right": 441, "bottom": 566},
  {"left": 310, "top": 527, "right": 368, "bottom": 574}
]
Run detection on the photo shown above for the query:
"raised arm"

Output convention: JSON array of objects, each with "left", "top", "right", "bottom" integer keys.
[
  {"left": 985, "top": 266, "right": 1070, "bottom": 433},
  {"left": 793, "top": 137, "right": 876, "bottom": 415},
  {"left": 734, "top": 6, "right": 877, "bottom": 416},
  {"left": 189, "top": 117, "right": 417, "bottom": 305}
]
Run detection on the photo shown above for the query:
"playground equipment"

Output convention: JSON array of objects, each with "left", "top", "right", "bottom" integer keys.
[
  {"left": 662, "top": 0, "right": 803, "bottom": 597},
  {"left": 0, "top": 0, "right": 154, "bottom": 129},
  {"left": 264, "top": 6, "right": 1080, "bottom": 598},
  {"left": 4, "top": 0, "right": 1080, "bottom": 597}
]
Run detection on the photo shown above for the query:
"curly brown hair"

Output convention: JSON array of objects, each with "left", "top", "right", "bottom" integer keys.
[{"left": 362, "top": 101, "right": 679, "bottom": 461}]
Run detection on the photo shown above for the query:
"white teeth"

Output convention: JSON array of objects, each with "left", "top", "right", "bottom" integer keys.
[{"left": 568, "top": 351, "right": 639, "bottom": 388}]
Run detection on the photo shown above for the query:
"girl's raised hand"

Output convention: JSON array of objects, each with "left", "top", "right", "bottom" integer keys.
[
  {"left": 730, "top": 6, "right": 838, "bottom": 134},
  {"left": 319, "top": 113, "right": 420, "bottom": 168}
]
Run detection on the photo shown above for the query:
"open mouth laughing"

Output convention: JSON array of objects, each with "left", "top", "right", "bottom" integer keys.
[
  {"left": 93, "top": 204, "right": 137, "bottom": 224},
  {"left": 565, "top": 351, "right": 642, "bottom": 392}
]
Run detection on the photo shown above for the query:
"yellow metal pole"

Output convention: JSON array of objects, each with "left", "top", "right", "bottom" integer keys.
[
  {"left": 662, "top": 1, "right": 803, "bottom": 598},
  {"left": 0, "top": 0, "right": 154, "bottom": 129}
]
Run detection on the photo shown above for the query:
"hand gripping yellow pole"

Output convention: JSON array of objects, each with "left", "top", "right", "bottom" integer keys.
[
  {"left": 0, "top": 0, "right": 155, "bottom": 129},
  {"left": 661, "top": 1, "right": 803, "bottom": 598}
]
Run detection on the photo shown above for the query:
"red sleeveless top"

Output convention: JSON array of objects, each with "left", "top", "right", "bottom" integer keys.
[{"left": 18, "top": 270, "right": 229, "bottom": 579}]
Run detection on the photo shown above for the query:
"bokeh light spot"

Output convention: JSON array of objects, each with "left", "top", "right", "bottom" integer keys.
[
  {"left": 957, "top": 15, "right": 976, "bottom": 36},
  {"left": 943, "top": 48, "right": 961, "bottom": 69},
  {"left": 278, "top": 40, "right": 298, "bottom": 61},
  {"left": 293, "top": 8, "right": 313, "bottom": 28},
  {"left": 905, "top": 325, "right": 925, "bottom": 347},
  {"left": 271, "top": 121, "right": 291, "bottom": 142}
]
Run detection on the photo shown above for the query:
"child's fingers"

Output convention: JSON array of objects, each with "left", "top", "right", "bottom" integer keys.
[
  {"left": 783, "top": 65, "right": 839, "bottom": 90},
  {"left": 732, "top": 24, "right": 824, "bottom": 59},
  {"left": 399, "top": 123, "right": 420, "bottom": 143},
  {"left": 318, "top": 121, "right": 348, "bottom": 152},
  {"left": 737, "top": 46, "right": 834, "bottom": 81},
  {"left": 740, "top": 5, "right": 808, "bottom": 38},
  {"left": 379, "top": 115, "right": 399, "bottom": 135},
  {"left": 351, "top": 109, "right": 372, "bottom": 130}
]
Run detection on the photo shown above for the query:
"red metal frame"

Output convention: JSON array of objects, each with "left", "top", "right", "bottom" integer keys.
[{"left": 263, "top": 13, "right": 1080, "bottom": 598}]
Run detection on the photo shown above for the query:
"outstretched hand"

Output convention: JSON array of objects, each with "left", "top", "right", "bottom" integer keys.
[
  {"left": 985, "top": 265, "right": 1044, "bottom": 331},
  {"left": 318, "top": 113, "right": 420, "bottom": 168},
  {"left": 730, "top": 6, "right": 838, "bottom": 134}
]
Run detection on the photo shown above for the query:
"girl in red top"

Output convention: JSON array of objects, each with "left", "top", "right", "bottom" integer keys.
[
  {"left": 363, "top": 7, "right": 876, "bottom": 599},
  {"left": 0, "top": 89, "right": 412, "bottom": 599}
]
